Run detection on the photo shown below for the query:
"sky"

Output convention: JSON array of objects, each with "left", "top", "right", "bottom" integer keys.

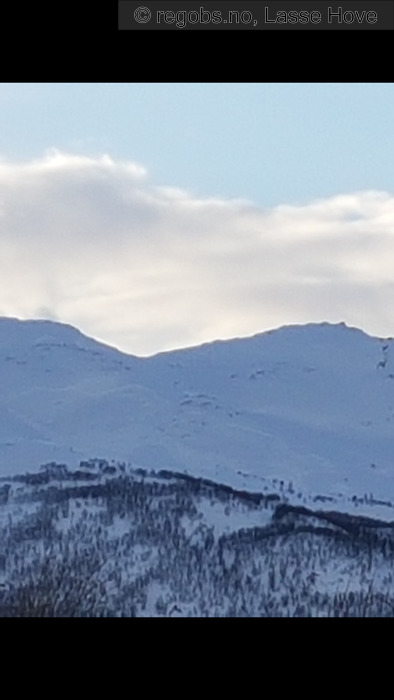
[{"left": 1, "top": 82, "right": 394, "bottom": 355}]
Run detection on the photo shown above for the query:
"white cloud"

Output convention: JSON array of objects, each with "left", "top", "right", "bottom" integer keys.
[{"left": 1, "top": 150, "right": 394, "bottom": 355}]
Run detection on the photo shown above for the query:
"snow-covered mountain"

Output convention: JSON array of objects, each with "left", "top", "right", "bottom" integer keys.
[
  {"left": 3, "top": 464, "right": 394, "bottom": 617},
  {"left": 2, "top": 316, "right": 394, "bottom": 616},
  {"left": 1, "top": 316, "right": 394, "bottom": 512}
]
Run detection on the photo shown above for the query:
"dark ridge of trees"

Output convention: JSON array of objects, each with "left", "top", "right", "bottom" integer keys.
[
  {"left": 274, "top": 502, "right": 394, "bottom": 537},
  {"left": 2, "top": 458, "right": 394, "bottom": 616}
]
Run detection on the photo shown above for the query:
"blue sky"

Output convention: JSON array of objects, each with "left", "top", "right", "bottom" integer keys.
[
  {"left": 1, "top": 83, "right": 394, "bottom": 354},
  {"left": 2, "top": 82, "right": 394, "bottom": 207}
]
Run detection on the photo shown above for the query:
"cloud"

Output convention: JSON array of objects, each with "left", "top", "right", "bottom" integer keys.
[{"left": 1, "top": 150, "right": 394, "bottom": 355}]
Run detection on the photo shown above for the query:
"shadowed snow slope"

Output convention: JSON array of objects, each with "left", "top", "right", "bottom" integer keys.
[{"left": 0, "top": 316, "right": 393, "bottom": 503}]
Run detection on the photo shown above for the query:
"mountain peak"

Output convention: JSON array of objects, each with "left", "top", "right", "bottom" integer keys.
[
  {"left": 0, "top": 316, "right": 389, "bottom": 359},
  {"left": 0, "top": 315, "right": 393, "bottom": 506},
  {"left": 0, "top": 316, "right": 92, "bottom": 356},
  {"left": 0, "top": 315, "right": 82, "bottom": 337}
]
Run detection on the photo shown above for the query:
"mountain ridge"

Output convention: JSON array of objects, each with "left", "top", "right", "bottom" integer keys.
[
  {"left": 1, "top": 315, "right": 392, "bottom": 358},
  {"left": 0, "top": 316, "right": 393, "bottom": 517}
]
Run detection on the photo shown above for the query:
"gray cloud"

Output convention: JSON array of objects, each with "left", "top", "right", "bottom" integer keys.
[{"left": 1, "top": 151, "right": 394, "bottom": 355}]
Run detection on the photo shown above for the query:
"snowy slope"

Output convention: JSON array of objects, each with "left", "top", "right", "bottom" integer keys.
[
  {"left": 0, "top": 316, "right": 393, "bottom": 510},
  {"left": 2, "top": 465, "right": 394, "bottom": 617}
]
